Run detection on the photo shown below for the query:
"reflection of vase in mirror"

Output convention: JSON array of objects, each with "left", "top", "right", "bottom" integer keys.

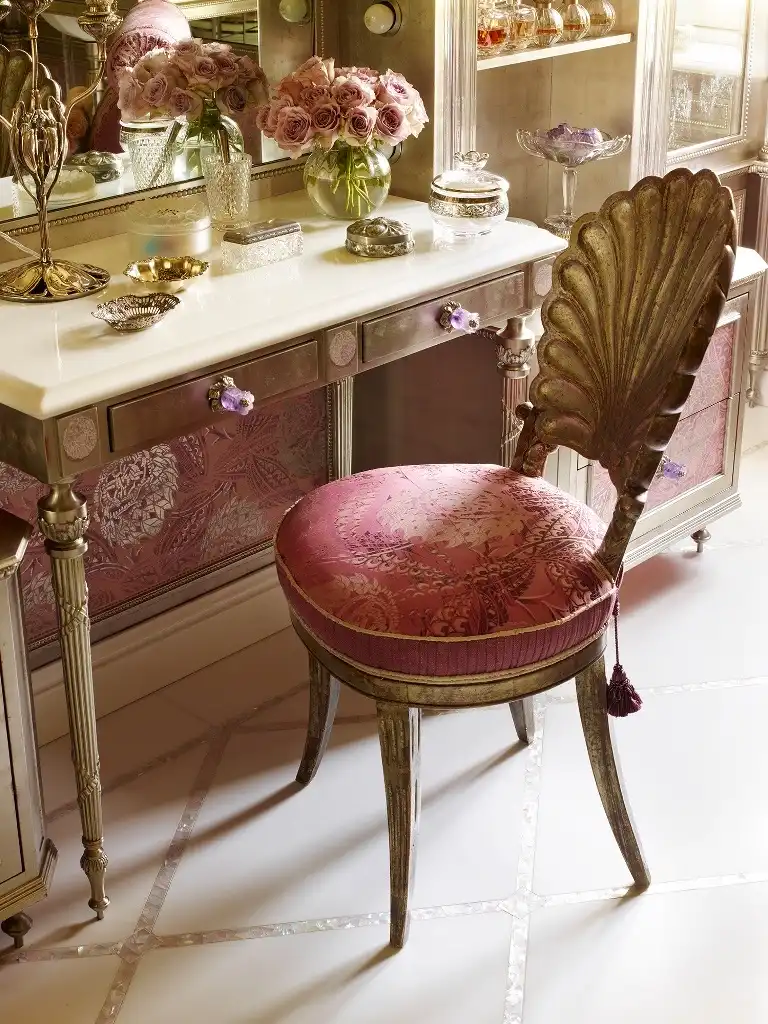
[
  {"left": 176, "top": 99, "right": 245, "bottom": 182},
  {"left": 119, "top": 119, "right": 176, "bottom": 190}
]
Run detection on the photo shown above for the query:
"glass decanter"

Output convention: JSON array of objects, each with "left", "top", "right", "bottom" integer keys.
[
  {"left": 477, "top": 1, "right": 511, "bottom": 56},
  {"left": 559, "top": 1, "right": 590, "bottom": 42},
  {"left": 504, "top": 1, "right": 537, "bottom": 51},
  {"left": 534, "top": 1, "right": 563, "bottom": 47},
  {"left": 585, "top": 0, "right": 615, "bottom": 37}
]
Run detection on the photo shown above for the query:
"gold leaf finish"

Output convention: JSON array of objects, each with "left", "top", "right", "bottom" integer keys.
[{"left": 514, "top": 168, "right": 736, "bottom": 576}]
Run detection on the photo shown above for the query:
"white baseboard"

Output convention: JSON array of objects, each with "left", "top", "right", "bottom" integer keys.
[{"left": 32, "top": 564, "right": 290, "bottom": 745}]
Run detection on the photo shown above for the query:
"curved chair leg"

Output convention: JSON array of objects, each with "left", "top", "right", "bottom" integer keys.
[
  {"left": 296, "top": 655, "right": 340, "bottom": 786},
  {"left": 576, "top": 656, "right": 650, "bottom": 889},
  {"left": 377, "top": 701, "right": 421, "bottom": 949},
  {"left": 509, "top": 697, "right": 534, "bottom": 745}
]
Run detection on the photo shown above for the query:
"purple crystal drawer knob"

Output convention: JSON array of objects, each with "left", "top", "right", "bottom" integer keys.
[
  {"left": 208, "top": 376, "right": 255, "bottom": 415},
  {"left": 659, "top": 456, "right": 687, "bottom": 481},
  {"left": 439, "top": 301, "right": 480, "bottom": 333}
]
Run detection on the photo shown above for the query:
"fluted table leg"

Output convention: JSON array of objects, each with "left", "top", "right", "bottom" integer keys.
[
  {"left": 38, "top": 481, "right": 108, "bottom": 919},
  {"left": 327, "top": 377, "right": 354, "bottom": 481}
]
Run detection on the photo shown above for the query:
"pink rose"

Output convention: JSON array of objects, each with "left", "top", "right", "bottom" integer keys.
[
  {"left": 276, "top": 74, "right": 303, "bottom": 104},
  {"left": 273, "top": 105, "right": 313, "bottom": 154},
  {"left": 216, "top": 84, "right": 247, "bottom": 116},
  {"left": 377, "top": 70, "right": 415, "bottom": 108},
  {"left": 213, "top": 51, "right": 239, "bottom": 86},
  {"left": 236, "top": 54, "right": 260, "bottom": 83},
  {"left": 407, "top": 93, "right": 429, "bottom": 136},
  {"left": 140, "top": 48, "right": 171, "bottom": 77},
  {"left": 167, "top": 87, "right": 203, "bottom": 120},
  {"left": 294, "top": 55, "right": 332, "bottom": 88},
  {"left": 331, "top": 76, "right": 375, "bottom": 110},
  {"left": 299, "top": 85, "right": 331, "bottom": 109},
  {"left": 117, "top": 71, "right": 150, "bottom": 120},
  {"left": 254, "top": 102, "right": 271, "bottom": 132},
  {"left": 189, "top": 55, "right": 220, "bottom": 89},
  {"left": 201, "top": 41, "right": 231, "bottom": 56},
  {"left": 143, "top": 72, "right": 175, "bottom": 111},
  {"left": 337, "top": 65, "right": 379, "bottom": 87},
  {"left": 265, "top": 94, "right": 291, "bottom": 134},
  {"left": 245, "top": 70, "right": 268, "bottom": 105},
  {"left": 374, "top": 102, "right": 410, "bottom": 144},
  {"left": 343, "top": 105, "right": 376, "bottom": 147},
  {"left": 171, "top": 39, "right": 203, "bottom": 77},
  {"left": 310, "top": 101, "right": 341, "bottom": 147}
]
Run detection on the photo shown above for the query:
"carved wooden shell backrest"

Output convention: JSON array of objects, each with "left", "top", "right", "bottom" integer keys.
[
  {"left": 0, "top": 45, "right": 59, "bottom": 178},
  {"left": 512, "top": 168, "right": 736, "bottom": 577}
]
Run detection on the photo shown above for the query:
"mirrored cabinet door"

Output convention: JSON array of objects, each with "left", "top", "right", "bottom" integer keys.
[{"left": 667, "top": 0, "right": 752, "bottom": 158}]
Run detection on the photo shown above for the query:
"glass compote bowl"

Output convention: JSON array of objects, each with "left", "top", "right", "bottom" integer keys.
[{"left": 517, "top": 125, "right": 630, "bottom": 238}]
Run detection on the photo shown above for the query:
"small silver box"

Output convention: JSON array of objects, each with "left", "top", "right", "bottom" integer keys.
[{"left": 221, "top": 219, "right": 303, "bottom": 271}]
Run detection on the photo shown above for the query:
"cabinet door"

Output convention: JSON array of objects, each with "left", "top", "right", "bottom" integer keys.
[{"left": 0, "top": 663, "right": 23, "bottom": 884}]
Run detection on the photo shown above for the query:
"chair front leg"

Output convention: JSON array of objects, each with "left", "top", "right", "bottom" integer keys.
[
  {"left": 576, "top": 655, "right": 650, "bottom": 889},
  {"left": 509, "top": 697, "right": 534, "bottom": 745},
  {"left": 296, "top": 655, "right": 340, "bottom": 786},
  {"left": 377, "top": 701, "right": 421, "bottom": 949}
]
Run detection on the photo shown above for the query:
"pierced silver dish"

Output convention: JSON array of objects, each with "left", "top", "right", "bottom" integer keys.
[
  {"left": 92, "top": 293, "right": 180, "bottom": 332},
  {"left": 123, "top": 255, "right": 209, "bottom": 292}
]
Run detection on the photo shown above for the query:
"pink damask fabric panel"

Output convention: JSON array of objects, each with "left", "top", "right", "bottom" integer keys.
[{"left": 0, "top": 391, "right": 327, "bottom": 647}]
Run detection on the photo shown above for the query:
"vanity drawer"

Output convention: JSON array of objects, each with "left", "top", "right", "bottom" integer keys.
[
  {"left": 108, "top": 339, "right": 319, "bottom": 454},
  {"left": 681, "top": 296, "right": 745, "bottom": 420},
  {"left": 361, "top": 271, "right": 525, "bottom": 365}
]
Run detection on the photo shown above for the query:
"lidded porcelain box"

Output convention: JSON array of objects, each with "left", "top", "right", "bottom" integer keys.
[{"left": 429, "top": 151, "right": 510, "bottom": 240}]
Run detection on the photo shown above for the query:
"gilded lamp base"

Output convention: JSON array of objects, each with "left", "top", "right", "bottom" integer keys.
[{"left": 0, "top": 258, "right": 110, "bottom": 302}]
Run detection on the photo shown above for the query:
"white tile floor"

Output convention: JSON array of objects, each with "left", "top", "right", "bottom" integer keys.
[{"left": 4, "top": 413, "right": 768, "bottom": 1022}]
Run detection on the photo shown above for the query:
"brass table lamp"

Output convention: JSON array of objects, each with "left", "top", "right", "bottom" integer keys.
[{"left": 0, "top": 0, "right": 122, "bottom": 301}]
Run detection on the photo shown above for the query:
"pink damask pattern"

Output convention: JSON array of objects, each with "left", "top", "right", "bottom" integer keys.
[
  {"left": 1, "top": 391, "right": 327, "bottom": 647},
  {"left": 683, "top": 320, "right": 735, "bottom": 420},
  {"left": 276, "top": 464, "right": 617, "bottom": 678},
  {"left": 591, "top": 399, "right": 728, "bottom": 523}
]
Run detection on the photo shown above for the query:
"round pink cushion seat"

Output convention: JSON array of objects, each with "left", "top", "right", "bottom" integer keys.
[{"left": 275, "top": 464, "right": 616, "bottom": 679}]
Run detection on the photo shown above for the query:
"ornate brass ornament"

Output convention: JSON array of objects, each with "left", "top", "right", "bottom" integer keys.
[
  {"left": 0, "top": 0, "right": 122, "bottom": 301},
  {"left": 513, "top": 168, "right": 737, "bottom": 577}
]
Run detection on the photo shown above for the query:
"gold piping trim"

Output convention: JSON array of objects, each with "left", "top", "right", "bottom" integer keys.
[{"left": 275, "top": 547, "right": 616, "bottom": 644}]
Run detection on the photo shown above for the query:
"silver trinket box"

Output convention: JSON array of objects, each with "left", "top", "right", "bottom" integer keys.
[
  {"left": 345, "top": 216, "right": 415, "bottom": 258},
  {"left": 221, "top": 219, "right": 303, "bottom": 271}
]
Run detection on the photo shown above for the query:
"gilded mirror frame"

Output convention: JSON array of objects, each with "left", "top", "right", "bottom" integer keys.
[{"left": 0, "top": 0, "right": 334, "bottom": 245}]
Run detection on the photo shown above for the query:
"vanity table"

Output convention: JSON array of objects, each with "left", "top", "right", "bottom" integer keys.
[{"left": 0, "top": 189, "right": 564, "bottom": 920}]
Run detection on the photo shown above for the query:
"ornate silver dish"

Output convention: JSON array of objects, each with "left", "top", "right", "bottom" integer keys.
[
  {"left": 92, "top": 293, "right": 180, "bottom": 331},
  {"left": 123, "top": 256, "right": 209, "bottom": 292},
  {"left": 345, "top": 216, "right": 414, "bottom": 258}
]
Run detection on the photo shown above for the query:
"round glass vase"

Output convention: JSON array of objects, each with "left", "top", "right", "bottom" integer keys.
[
  {"left": 177, "top": 98, "right": 245, "bottom": 181},
  {"left": 559, "top": 1, "right": 590, "bottom": 42},
  {"left": 585, "top": 0, "right": 615, "bottom": 37},
  {"left": 303, "top": 141, "right": 391, "bottom": 220},
  {"left": 534, "top": 1, "right": 563, "bottom": 46}
]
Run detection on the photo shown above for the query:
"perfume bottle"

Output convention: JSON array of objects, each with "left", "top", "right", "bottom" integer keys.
[
  {"left": 585, "top": 0, "right": 615, "bottom": 37},
  {"left": 534, "top": 1, "right": 563, "bottom": 47},
  {"left": 477, "top": 0, "right": 511, "bottom": 56},
  {"left": 559, "top": 1, "right": 590, "bottom": 42},
  {"left": 506, "top": 0, "right": 537, "bottom": 51}
]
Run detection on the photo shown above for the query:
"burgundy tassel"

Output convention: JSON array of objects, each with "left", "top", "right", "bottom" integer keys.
[{"left": 606, "top": 599, "right": 642, "bottom": 717}]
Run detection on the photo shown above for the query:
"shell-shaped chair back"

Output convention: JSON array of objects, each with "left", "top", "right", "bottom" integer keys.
[
  {"left": 514, "top": 168, "right": 736, "bottom": 575},
  {"left": 0, "top": 44, "right": 60, "bottom": 178}
]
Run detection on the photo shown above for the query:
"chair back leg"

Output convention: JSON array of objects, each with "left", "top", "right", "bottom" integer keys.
[
  {"left": 576, "top": 655, "right": 651, "bottom": 888},
  {"left": 296, "top": 655, "right": 340, "bottom": 786},
  {"left": 377, "top": 701, "right": 422, "bottom": 948},
  {"left": 509, "top": 697, "right": 535, "bottom": 745}
]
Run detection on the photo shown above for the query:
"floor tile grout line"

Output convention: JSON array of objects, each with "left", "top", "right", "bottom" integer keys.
[
  {"left": 502, "top": 700, "right": 546, "bottom": 1024},
  {"left": 537, "top": 870, "right": 768, "bottom": 908},
  {"left": 45, "top": 681, "right": 311, "bottom": 823},
  {"left": 93, "top": 731, "right": 231, "bottom": 1024}
]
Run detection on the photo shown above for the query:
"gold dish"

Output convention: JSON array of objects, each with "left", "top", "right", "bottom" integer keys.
[
  {"left": 124, "top": 256, "right": 210, "bottom": 292},
  {"left": 93, "top": 293, "right": 180, "bottom": 332}
]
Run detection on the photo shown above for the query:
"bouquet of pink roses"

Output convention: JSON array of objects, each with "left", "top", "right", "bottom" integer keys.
[
  {"left": 117, "top": 39, "right": 268, "bottom": 124},
  {"left": 255, "top": 57, "right": 427, "bottom": 217},
  {"left": 256, "top": 56, "right": 428, "bottom": 157}
]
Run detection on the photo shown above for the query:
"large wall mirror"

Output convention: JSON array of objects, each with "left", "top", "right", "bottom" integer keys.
[
  {"left": 0, "top": 0, "right": 314, "bottom": 223},
  {"left": 667, "top": 0, "right": 753, "bottom": 160}
]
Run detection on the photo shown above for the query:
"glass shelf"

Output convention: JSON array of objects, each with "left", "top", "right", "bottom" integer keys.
[{"left": 477, "top": 32, "right": 632, "bottom": 71}]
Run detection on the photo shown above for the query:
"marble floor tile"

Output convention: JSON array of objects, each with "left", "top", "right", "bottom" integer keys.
[
  {"left": 119, "top": 913, "right": 513, "bottom": 1024},
  {"left": 533, "top": 681, "right": 768, "bottom": 895},
  {"left": 0, "top": 956, "right": 120, "bottom": 1024},
  {"left": 155, "top": 705, "right": 527, "bottom": 935},
  {"left": 523, "top": 884, "right": 768, "bottom": 1024}
]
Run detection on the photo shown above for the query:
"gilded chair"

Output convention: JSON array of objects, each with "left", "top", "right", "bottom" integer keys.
[{"left": 274, "top": 168, "right": 736, "bottom": 948}]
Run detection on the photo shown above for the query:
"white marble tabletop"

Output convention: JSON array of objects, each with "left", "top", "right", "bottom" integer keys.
[{"left": 0, "top": 192, "right": 565, "bottom": 419}]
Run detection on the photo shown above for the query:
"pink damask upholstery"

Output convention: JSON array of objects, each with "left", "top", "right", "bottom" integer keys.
[{"left": 275, "top": 464, "right": 617, "bottom": 679}]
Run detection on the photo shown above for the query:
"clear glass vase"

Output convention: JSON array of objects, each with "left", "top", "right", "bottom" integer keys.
[
  {"left": 202, "top": 151, "right": 252, "bottom": 229},
  {"left": 177, "top": 98, "right": 245, "bottom": 182},
  {"left": 119, "top": 119, "right": 177, "bottom": 190},
  {"left": 559, "top": 1, "right": 590, "bottom": 41},
  {"left": 303, "top": 142, "right": 391, "bottom": 220},
  {"left": 534, "top": 1, "right": 563, "bottom": 46},
  {"left": 585, "top": 0, "right": 615, "bottom": 37}
]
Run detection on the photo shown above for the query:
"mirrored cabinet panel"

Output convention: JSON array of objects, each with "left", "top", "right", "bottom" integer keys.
[{"left": 668, "top": 0, "right": 752, "bottom": 156}]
